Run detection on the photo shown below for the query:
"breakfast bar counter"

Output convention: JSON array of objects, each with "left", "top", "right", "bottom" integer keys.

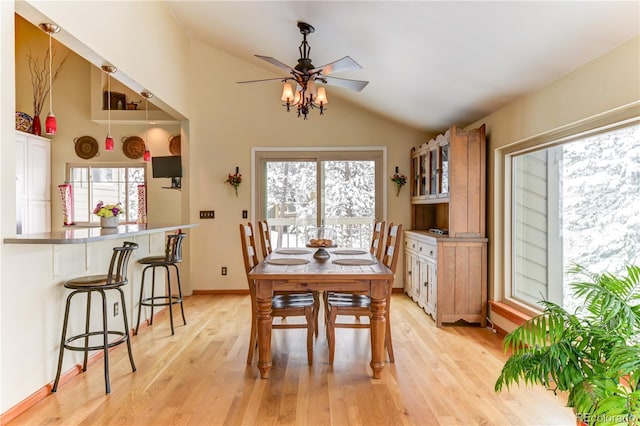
[{"left": 3, "top": 223, "right": 196, "bottom": 244}]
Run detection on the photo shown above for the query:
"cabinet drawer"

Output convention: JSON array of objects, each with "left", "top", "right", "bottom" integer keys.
[
  {"left": 405, "top": 238, "right": 419, "bottom": 251},
  {"left": 417, "top": 242, "right": 436, "bottom": 259}
]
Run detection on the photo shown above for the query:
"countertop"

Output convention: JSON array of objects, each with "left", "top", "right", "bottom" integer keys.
[{"left": 3, "top": 223, "right": 197, "bottom": 244}]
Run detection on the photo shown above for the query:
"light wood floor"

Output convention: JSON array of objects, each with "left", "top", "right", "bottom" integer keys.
[{"left": 8, "top": 294, "right": 574, "bottom": 425}]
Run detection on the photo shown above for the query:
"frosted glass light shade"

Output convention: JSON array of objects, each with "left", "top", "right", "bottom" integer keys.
[{"left": 45, "top": 113, "right": 57, "bottom": 135}]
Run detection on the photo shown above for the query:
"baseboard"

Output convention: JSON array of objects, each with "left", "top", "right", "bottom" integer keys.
[
  {"left": 0, "top": 310, "right": 162, "bottom": 425},
  {"left": 192, "top": 289, "right": 249, "bottom": 295}
]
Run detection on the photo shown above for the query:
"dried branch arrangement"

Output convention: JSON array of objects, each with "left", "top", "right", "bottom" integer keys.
[{"left": 27, "top": 48, "right": 68, "bottom": 117}]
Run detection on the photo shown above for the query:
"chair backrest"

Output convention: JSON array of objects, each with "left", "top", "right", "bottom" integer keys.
[
  {"left": 107, "top": 241, "right": 138, "bottom": 285},
  {"left": 165, "top": 232, "right": 186, "bottom": 263},
  {"left": 239, "top": 223, "right": 260, "bottom": 275},
  {"left": 258, "top": 220, "right": 273, "bottom": 258},
  {"left": 370, "top": 221, "right": 386, "bottom": 259},
  {"left": 381, "top": 223, "right": 403, "bottom": 274}
]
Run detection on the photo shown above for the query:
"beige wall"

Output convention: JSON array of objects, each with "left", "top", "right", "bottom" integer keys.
[
  {"left": 466, "top": 35, "right": 640, "bottom": 332},
  {"left": 187, "top": 40, "right": 423, "bottom": 291}
]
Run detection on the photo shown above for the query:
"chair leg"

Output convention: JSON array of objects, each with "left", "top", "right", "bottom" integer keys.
[
  {"left": 385, "top": 309, "right": 394, "bottom": 363},
  {"left": 117, "top": 287, "right": 136, "bottom": 372},
  {"left": 312, "top": 291, "right": 319, "bottom": 338},
  {"left": 247, "top": 314, "right": 258, "bottom": 364},
  {"left": 99, "top": 289, "right": 111, "bottom": 394},
  {"left": 51, "top": 291, "right": 76, "bottom": 392},
  {"left": 304, "top": 305, "right": 314, "bottom": 366},
  {"left": 172, "top": 263, "right": 187, "bottom": 326},
  {"left": 164, "top": 265, "right": 175, "bottom": 335},
  {"left": 328, "top": 306, "right": 338, "bottom": 365}
]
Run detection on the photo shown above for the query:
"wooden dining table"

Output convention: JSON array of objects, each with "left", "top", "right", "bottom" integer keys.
[{"left": 248, "top": 247, "right": 394, "bottom": 379}]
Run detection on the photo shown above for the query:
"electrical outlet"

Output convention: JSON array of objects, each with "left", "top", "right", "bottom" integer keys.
[
  {"left": 221, "top": 266, "right": 227, "bottom": 276},
  {"left": 113, "top": 302, "right": 119, "bottom": 317},
  {"left": 242, "top": 210, "right": 248, "bottom": 219},
  {"left": 200, "top": 210, "right": 215, "bottom": 219}
]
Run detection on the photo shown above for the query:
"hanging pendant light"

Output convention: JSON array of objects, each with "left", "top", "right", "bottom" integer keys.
[
  {"left": 102, "top": 65, "right": 117, "bottom": 151},
  {"left": 40, "top": 23, "right": 60, "bottom": 135},
  {"left": 141, "top": 91, "right": 153, "bottom": 162}
]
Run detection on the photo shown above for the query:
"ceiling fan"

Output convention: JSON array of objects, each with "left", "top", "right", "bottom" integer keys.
[{"left": 237, "top": 21, "right": 369, "bottom": 119}]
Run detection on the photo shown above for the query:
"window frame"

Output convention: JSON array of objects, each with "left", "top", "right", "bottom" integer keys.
[
  {"left": 65, "top": 162, "right": 147, "bottom": 225},
  {"left": 251, "top": 146, "right": 388, "bottom": 228},
  {"left": 497, "top": 105, "right": 640, "bottom": 315}
]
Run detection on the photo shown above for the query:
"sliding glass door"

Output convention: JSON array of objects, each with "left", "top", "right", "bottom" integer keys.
[{"left": 256, "top": 150, "right": 383, "bottom": 249}]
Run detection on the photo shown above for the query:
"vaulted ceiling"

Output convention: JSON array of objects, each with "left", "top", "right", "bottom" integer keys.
[{"left": 166, "top": 1, "right": 639, "bottom": 132}]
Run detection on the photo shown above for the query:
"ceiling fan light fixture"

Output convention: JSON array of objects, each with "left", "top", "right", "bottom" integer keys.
[{"left": 315, "top": 87, "right": 328, "bottom": 105}]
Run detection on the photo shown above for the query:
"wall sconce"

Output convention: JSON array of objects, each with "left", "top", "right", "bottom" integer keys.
[{"left": 391, "top": 166, "right": 407, "bottom": 197}]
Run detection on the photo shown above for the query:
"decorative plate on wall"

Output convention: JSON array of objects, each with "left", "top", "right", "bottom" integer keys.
[
  {"left": 122, "top": 136, "right": 145, "bottom": 159},
  {"left": 169, "top": 135, "right": 181, "bottom": 155},
  {"left": 74, "top": 136, "right": 99, "bottom": 159},
  {"left": 15, "top": 112, "right": 33, "bottom": 132}
]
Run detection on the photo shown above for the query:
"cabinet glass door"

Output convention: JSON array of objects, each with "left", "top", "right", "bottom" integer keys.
[
  {"left": 411, "top": 154, "right": 419, "bottom": 197},
  {"left": 429, "top": 149, "right": 439, "bottom": 196},
  {"left": 419, "top": 152, "right": 428, "bottom": 197},
  {"left": 440, "top": 144, "right": 449, "bottom": 196}
]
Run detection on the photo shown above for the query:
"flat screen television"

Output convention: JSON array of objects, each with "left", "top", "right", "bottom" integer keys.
[{"left": 152, "top": 156, "right": 182, "bottom": 178}]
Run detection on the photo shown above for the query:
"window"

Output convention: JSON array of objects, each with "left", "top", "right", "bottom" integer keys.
[
  {"left": 66, "top": 163, "right": 146, "bottom": 225},
  {"left": 254, "top": 149, "right": 385, "bottom": 249},
  {"left": 505, "top": 119, "right": 640, "bottom": 311}
]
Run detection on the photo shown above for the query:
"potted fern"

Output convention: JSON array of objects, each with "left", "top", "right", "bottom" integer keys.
[{"left": 495, "top": 265, "right": 640, "bottom": 426}]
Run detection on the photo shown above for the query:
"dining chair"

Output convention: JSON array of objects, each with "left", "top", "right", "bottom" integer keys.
[
  {"left": 257, "top": 220, "right": 273, "bottom": 258},
  {"left": 323, "top": 220, "right": 385, "bottom": 320},
  {"left": 370, "top": 220, "right": 386, "bottom": 259},
  {"left": 259, "top": 219, "right": 320, "bottom": 336},
  {"left": 326, "top": 223, "right": 403, "bottom": 365},
  {"left": 240, "top": 223, "right": 316, "bottom": 365}
]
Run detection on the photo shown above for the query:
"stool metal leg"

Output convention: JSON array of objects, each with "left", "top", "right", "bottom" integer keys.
[
  {"left": 117, "top": 287, "right": 136, "bottom": 372},
  {"left": 99, "top": 289, "right": 111, "bottom": 394},
  {"left": 150, "top": 266, "right": 157, "bottom": 325},
  {"left": 135, "top": 266, "right": 150, "bottom": 335},
  {"left": 164, "top": 265, "right": 175, "bottom": 335},
  {"left": 52, "top": 290, "right": 76, "bottom": 392},
  {"left": 83, "top": 290, "right": 92, "bottom": 372},
  {"left": 172, "top": 264, "right": 187, "bottom": 326}
]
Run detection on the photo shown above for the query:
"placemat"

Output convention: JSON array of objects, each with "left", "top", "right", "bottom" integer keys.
[
  {"left": 275, "top": 249, "right": 312, "bottom": 255},
  {"left": 332, "top": 249, "right": 368, "bottom": 255},
  {"left": 332, "top": 259, "right": 377, "bottom": 266},
  {"left": 267, "top": 258, "right": 310, "bottom": 265}
]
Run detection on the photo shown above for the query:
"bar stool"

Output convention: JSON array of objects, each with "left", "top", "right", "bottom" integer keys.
[
  {"left": 51, "top": 242, "right": 138, "bottom": 394},
  {"left": 135, "top": 233, "right": 187, "bottom": 335}
]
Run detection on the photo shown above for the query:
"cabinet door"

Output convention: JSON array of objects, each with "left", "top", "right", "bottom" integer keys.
[
  {"left": 26, "top": 136, "right": 51, "bottom": 200},
  {"left": 439, "top": 142, "right": 449, "bottom": 197},
  {"left": 16, "top": 134, "right": 26, "bottom": 234},
  {"left": 26, "top": 200, "right": 51, "bottom": 234},
  {"left": 425, "top": 259, "right": 437, "bottom": 318},
  {"left": 404, "top": 250, "right": 414, "bottom": 297},
  {"left": 412, "top": 255, "right": 422, "bottom": 302}
]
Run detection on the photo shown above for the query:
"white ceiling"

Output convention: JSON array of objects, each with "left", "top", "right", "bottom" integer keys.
[{"left": 166, "top": 1, "right": 639, "bottom": 132}]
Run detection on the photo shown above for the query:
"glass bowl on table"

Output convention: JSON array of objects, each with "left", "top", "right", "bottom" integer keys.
[{"left": 306, "top": 227, "right": 336, "bottom": 261}]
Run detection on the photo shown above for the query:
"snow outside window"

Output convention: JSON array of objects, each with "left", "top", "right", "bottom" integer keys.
[{"left": 510, "top": 122, "right": 640, "bottom": 310}]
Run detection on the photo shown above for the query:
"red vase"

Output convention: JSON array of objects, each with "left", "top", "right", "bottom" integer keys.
[{"left": 32, "top": 115, "right": 41, "bottom": 136}]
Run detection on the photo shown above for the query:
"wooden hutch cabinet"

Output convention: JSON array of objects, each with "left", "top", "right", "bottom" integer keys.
[{"left": 404, "top": 125, "right": 487, "bottom": 327}]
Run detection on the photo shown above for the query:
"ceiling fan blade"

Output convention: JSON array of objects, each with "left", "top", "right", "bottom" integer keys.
[
  {"left": 323, "top": 76, "right": 369, "bottom": 92},
  {"left": 312, "top": 56, "right": 362, "bottom": 75},
  {"left": 237, "top": 77, "right": 292, "bottom": 84},
  {"left": 255, "top": 55, "right": 300, "bottom": 74}
]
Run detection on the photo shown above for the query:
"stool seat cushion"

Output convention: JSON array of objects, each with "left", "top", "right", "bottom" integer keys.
[
  {"left": 66, "top": 274, "right": 109, "bottom": 286},
  {"left": 65, "top": 274, "right": 128, "bottom": 288},
  {"left": 138, "top": 255, "right": 180, "bottom": 265}
]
